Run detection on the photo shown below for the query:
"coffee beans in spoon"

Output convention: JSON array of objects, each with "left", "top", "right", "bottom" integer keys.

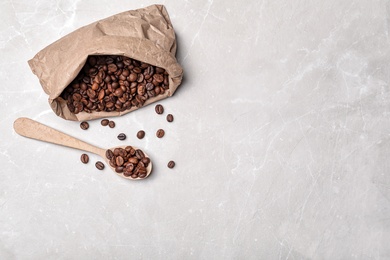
[
  {"left": 61, "top": 55, "right": 170, "bottom": 114},
  {"left": 106, "top": 146, "right": 150, "bottom": 179}
]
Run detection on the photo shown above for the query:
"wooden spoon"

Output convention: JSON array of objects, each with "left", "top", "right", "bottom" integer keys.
[{"left": 13, "top": 117, "right": 152, "bottom": 180}]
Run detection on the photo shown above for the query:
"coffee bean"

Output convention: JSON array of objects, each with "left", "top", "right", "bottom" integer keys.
[
  {"left": 137, "top": 130, "right": 145, "bottom": 139},
  {"left": 101, "top": 119, "right": 109, "bottom": 126},
  {"left": 115, "top": 166, "right": 124, "bottom": 173},
  {"left": 135, "top": 149, "right": 145, "bottom": 159},
  {"left": 128, "top": 157, "right": 138, "bottom": 164},
  {"left": 167, "top": 114, "right": 174, "bottom": 122},
  {"left": 95, "top": 161, "right": 105, "bottom": 170},
  {"left": 116, "top": 156, "right": 124, "bottom": 166},
  {"left": 108, "top": 121, "right": 115, "bottom": 128},
  {"left": 117, "top": 133, "right": 126, "bottom": 140},
  {"left": 141, "top": 157, "right": 150, "bottom": 165},
  {"left": 106, "top": 149, "right": 114, "bottom": 160},
  {"left": 168, "top": 161, "right": 175, "bottom": 168},
  {"left": 156, "top": 129, "right": 165, "bottom": 138},
  {"left": 146, "top": 83, "right": 154, "bottom": 91},
  {"left": 139, "top": 173, "right": 147, "bottom": 178},
  {"left": 108, "top": 63, "right": 117, "bottom": 73},
  {"left": 80, "top": 154, "right": 89, "bottom": 164},
  {"left": 155, "top": 104, "right": 164, "bottom": 114},
  {"left": 80, "top": 121, "right": 89, "bottom": 130},
  {"left": 123, "top": 170, "right": 132, "bottom": 177},
  {"left": 98, "top": 89, "right": 105, "bottom": 100}
]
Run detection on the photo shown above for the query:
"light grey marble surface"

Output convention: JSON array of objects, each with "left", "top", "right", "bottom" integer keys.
[{"left": 1, "top": 0, "right": 390, "bottom": 259}]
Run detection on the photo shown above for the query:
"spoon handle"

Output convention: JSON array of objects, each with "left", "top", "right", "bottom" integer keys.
[{"left": 14, "top": 117, "right": 105, "bottom": 156}]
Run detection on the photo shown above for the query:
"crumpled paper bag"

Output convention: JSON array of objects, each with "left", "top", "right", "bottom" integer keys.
[{"left": 28, "top": 4, "right": 183, "bottom": 121}]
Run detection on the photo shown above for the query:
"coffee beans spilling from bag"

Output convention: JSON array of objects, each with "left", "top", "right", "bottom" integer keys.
[
  {"left": 61, "top": 55, "right": 169, "bottom": 114},
  {"left": 106, "top": 146, "right": 150, "bottom": 179}
]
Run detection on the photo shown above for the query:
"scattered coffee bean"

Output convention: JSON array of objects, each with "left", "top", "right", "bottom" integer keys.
[
  {"left": 95, "top": 161, "right": 105, "bottom": 170},
  {"left": 80, "top": 121, "right": 89, "bottom": 130},
  {"left": 101, "top": 119, "right": 109, "bottom": 126},
  {"left": 108, "top": 121, "right": 115, "bottom": 128},
  {"left": 156, "top": 129, "right": 165, "bottom": 138},
  {"left": 168, "top": 161, "right": 175, "bottom": 168},
  {"left": 137, "top": 130, "right": 145, "bottom": 139},
  {"left": 105, "top": 147, "right": 151, "bottom": 179},
  {"left": 155, "top": 104, "right": 164, "bottom": 114},
  {"left": 117, "top": 133, "right": 126, "bottom": 140},
  {"left": 62, "top": 55, "right": 170, "bottom": 114},
  {"left": 166, "top": 114, "right": 174, "bottom": 122},
  {"left": 80, "top": 154, "right": 89, "bottom": 164}
]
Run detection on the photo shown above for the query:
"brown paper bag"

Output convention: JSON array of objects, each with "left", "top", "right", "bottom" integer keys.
[{"left": 28, "top": 4, "right": 183, "bottom": 121}]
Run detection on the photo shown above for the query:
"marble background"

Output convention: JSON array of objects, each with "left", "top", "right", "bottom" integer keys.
[{"left": 1, "top": 0, "right": 390, "bottom": 259}]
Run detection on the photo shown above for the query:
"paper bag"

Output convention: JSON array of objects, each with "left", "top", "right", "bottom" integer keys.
[{"left": 28, "top": 4, "right": 183, "bottom": 121}]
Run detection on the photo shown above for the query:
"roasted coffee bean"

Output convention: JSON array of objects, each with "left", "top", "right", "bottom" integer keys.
[
  {"left": 139, "top": 173, "right": 147, "bottom": 178},
  {"left": 101, "top": 119, "right": 109, "bottom": 126},
  {"left": 123, "top": 170, "right": 132, "bottom": 177},
  {"left": 98, "top": 89, "right": 105, "bottom": 100},
  {"left": 137, "top": 73, "right": 144, "bottom": 83},
  {"left": 146, "top": 82, "right": 154, "bottom": 90},
  {"left": 118, "top": 148, "right": 126, "bottom": 158},
  {"left": 117, "top": 133, "right": 126, "bottom": 140},
  {"left": 137, "top": 130, "right": 145, "bottom": 139},
  {"left": 87, "top": 89, "right": 96, "bottom": 98},
  {"left": 91, "top": 82, "right": 99, "bottom": 91},
  {"left": 167, "top": 114, "right": 174, "bottom": 122},
  {"left": 153, "top": 74, "right": 164, "bottom": 83},
  {"left": 146, "top": 66, "right": 155, "bottom": 76},
  {"left": 106, "top": 149, "right": 114, "bottom": 160},
  {"left": 80, "top": 121, "right": 89, "bottom": 130},
  {"left": 113, "top": 148, "right": 120, "bottom": 156},
  {"left": 129, "top": 148, "right": 136, "bottom": 156},
  {"left": 129, "top": 73, "right": 137, "bottom": 82},
  {"left": 147, "top": 90, "right": 156, "bottom": 98},
  {"left": 108, "top": 63, "right": 117, "bottom": 72},
  {"left": 62, "top": 55, "right": 169, "bottom": 115},
  {"left": 155, "top": 104, "right": 164, "bottom": 114},
  {"left": 114, "top": 88, "right": 124, "bottom": 97},
  {"left": 125, "top": 163, "right": 135, "bottom": 172},
  {"left": 168, "top": 161, "right": 175, "bottom": 168},
  {"left": 135, "top": 149, "right": 145, "bottom": 159},
  {"left": 128, "top": 157, "right": 138, "bottom": 164},
  {"left": 138, "top": 167, "right": 147, "bottom": 175},
  {"left": 108, "top": 121, "right": 115, "bottom": 128},
  {"left": 115, "top": 166, "right": 124, "bottom": 173},
  {"left": 137, "top": 85, "right": 145, "bottom": 95},
  {"left": 95, "top": 161, "right": 105, "bottom": 170},
  {"left": 141, "top": 157, "right": 150, "bottom": 165},
  {"left": 73, "top": 93, "right": 82, "bottom": 101},
  {"left": 80, "top": 154, "right": 89, "bottom": 164},
  {"left": 116, "top": 156, "right": 124, "bottom": 166},
  {"left": 156, "top": 129, "right": 165, "bottom": 138}
]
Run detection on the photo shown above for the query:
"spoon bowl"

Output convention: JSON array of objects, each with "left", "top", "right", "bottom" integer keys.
[
  {"left": 104, "top": 145, "right": 153, "bottom": 180},
  {"left": 13, "top": 117, "right": 152, "bottom": 180}
]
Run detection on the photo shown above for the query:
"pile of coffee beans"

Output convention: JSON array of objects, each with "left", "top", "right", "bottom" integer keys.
[
  {"left": 61, "top": 55, "right": 169, "bottom": 114},
  {"left": 105, "top": 146, "right": 150, "bottom": 179}
]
